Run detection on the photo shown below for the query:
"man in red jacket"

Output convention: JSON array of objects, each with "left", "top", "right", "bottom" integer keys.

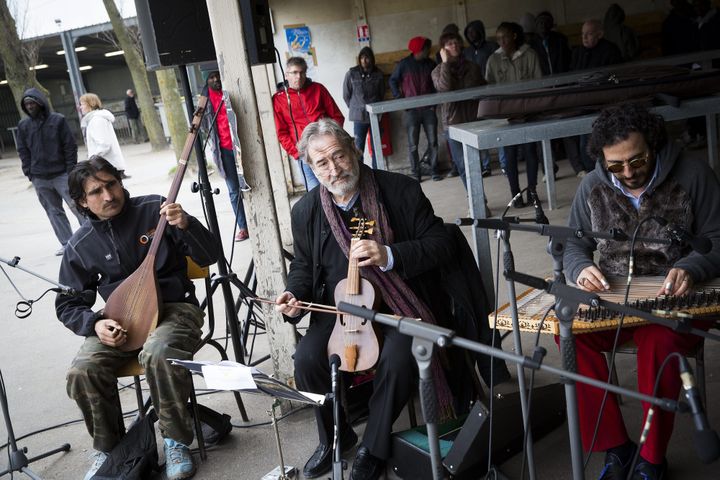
[{"left": 272, "top": 57, "right": 345, "bottom": 191}]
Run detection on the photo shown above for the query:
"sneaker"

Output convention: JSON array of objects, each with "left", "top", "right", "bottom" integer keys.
[
  {"left": 512, "top": 197, "right": 526, "bottom": 209},
  {"left": 55, "top": 246, "right": 66, "bottom": 256},
  {"left": 84, "top": 451, "right": 109, "bottom": 480},
  {"left": 234, "top": 229, "right": 249, "bottom": 242},
  {"left": 446, "top": 169, "right": 459, "bottom": 178},
  {"left": 431, "top": 174, "right": 443, "bottom": 181},
  {"left": 576, "top": 171, "right": 587, "bottom": 178},
  {"left": 481, "top": 168, "right": 492, "bottom": 178},
  {"left": 164, "top": 438, "right": 196, "bottom": 480},
  {"left": 631, "top": 458, "right": 667, "bottom": 480}
]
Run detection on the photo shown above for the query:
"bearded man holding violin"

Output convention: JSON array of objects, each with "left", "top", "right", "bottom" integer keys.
[{"left": 276, "top": 118, "right": 510, "bottom": 480}]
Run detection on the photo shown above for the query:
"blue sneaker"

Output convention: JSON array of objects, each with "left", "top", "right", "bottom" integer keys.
[
  {"left": 84, "top": 451, "right": 108, "bottom": 480},
  {"left": 164, "top": 438, "right": 196, "bottom": 480}
]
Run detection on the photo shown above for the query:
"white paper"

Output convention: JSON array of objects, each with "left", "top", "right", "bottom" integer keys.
[{"left": 201, "top": 361, "right": 256, "bottom": 391}]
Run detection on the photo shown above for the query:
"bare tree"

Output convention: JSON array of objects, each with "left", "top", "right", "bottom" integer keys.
[
  {"left": 0, "top": 0, "right": 52, "bottom": 114},
  {"left": 102, "top": 0, "right": 166, "bottom": 151}
]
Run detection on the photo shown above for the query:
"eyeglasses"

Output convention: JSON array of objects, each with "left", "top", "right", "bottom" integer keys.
[
  {"left": 286, "top": 70, "right": 306, "bottom": 76},
  {"left": 313, "top": 153, "right": 351, "bottom": 173},
  {"left": 605, "top": 152, "right": 650, "bottom": 173}
]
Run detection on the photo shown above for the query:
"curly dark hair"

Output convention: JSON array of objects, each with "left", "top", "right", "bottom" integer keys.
[
  {"left": 68, "top": 155, "right": 122, "bottom": 216},
  {"left": 587, "top": 104, "right": 668, "bottom": 162}
]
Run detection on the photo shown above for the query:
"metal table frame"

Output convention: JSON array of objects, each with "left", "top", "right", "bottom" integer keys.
[
  {"left": 366, "top": 50, "right": 720, "bottom": 172},
  {"left": 448, "top": 95, "right": 720, "bottom": 307}
]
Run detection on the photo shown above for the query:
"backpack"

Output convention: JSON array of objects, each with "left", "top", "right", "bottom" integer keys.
[{"left": 92, "top": 409, "right": 160, "bottom": 480}]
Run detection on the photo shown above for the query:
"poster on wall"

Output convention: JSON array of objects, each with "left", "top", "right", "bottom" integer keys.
[{"left": 284, "top": 24, "right": 317, "bottom": 78}]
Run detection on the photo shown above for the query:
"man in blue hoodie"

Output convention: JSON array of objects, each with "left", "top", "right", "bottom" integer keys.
[{"left": 17, "top": 88, "right": 81, "bottom": 255}]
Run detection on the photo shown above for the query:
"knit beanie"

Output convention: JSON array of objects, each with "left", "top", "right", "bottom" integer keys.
[{"left": 408, "top": 36, "right": 430, "bottom": 55}]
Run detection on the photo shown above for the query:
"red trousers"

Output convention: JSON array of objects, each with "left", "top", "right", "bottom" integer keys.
[{"left": 571, "top": 324, "right": 704, "bottom": 464}]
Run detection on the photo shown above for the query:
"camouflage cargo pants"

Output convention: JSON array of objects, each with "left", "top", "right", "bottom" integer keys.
[{"left": 67, "top": 302, "right": 204, "bottom": 452}]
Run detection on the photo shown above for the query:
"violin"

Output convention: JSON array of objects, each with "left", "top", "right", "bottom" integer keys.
[{"left": 327, "top": 217, "right": 382, "bottom": 372}]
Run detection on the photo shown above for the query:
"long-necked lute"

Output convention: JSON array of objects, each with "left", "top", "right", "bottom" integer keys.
[
  {"left": 327, "top": 217, "right": 382, "bottom": 372},
  {"left": 103, "top": 96, "right": 208, "bottom": 351}
]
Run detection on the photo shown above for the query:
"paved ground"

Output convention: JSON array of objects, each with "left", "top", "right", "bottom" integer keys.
[{"left": 0, "top": 142, "right": 718, "bottom": 479}]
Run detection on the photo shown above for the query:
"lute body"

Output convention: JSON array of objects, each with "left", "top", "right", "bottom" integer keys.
[{"left": 103, "top": 96, "right": 208, "bottom": 351}]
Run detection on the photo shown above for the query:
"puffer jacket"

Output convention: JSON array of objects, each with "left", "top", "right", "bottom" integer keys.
[{"left": 81, "top": 109, "right": 126, "bottom": 171}]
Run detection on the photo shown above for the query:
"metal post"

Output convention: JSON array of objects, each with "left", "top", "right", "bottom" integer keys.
[
  {"left": 464, "top": 144, "right": 495, "bottom": 307},
  {"left": 541, "top": 139, "right": 557, "bottom": 210},
  {"left": 369, "top": 112, "right": 385, "bottom": 170},
  {"left": 57, "top": 27, "right": 85, "bottom": 123}
]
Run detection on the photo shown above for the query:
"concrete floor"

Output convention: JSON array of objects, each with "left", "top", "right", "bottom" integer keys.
[{"left": 0, "top": 141, "right": 718, "bottom": 479}]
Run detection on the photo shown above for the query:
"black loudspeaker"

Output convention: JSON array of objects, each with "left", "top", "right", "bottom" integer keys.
[
  {"left": 239, "top": 0, "right": 276, "bottom": 65},
  {"left": 388, "top": 383, "right": 567, "bottom": 479},
  {"left": 134, "top": 0, "right": 216, "bottom": 70}
]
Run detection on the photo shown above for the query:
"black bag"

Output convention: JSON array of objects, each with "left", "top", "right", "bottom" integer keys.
[
  {"left": 92, "top": 409, "right": 160, "bottom": 480},
  {"left": 187, "top": 402, "right": 233, "bottom": 446}
]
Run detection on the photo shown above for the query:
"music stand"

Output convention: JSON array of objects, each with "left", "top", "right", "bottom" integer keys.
[{"left": 171, "top": 359, "right": 327, "bottom": 480}]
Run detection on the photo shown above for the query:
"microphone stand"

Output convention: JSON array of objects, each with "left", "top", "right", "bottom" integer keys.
[
  {"left": 336, "top": 303, "right": 682, "bottom": 480},
  {"left": 330, "top": 356, "right": 344, "bottom": 480},
  {"left": 0, "top": 257, "right": 72, "bottom": 478},
  {"left": 496, "top": 226, "right": 538, "bottom": 480}
]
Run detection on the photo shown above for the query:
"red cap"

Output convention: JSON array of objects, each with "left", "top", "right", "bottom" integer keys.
[{"left": 408, "top": 36, "right": 429, "bottom": 55}]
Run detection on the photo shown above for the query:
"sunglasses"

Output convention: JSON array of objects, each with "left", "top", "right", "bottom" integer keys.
[{"left": 605, "top": 152, "right": 650, "bottom": 173}]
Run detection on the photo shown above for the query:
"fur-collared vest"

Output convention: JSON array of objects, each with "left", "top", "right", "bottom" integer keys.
[{"left": 564, "top": 141, "right": 720, "bottom": 284}]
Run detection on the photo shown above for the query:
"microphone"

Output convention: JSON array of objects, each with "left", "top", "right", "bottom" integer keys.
[
  {"left": 667, "top": 225, "right": 712, "bottom": 254},
  {"left": 679, "top": 356, "right": 720, "bottom": 463},
  {"left": 53, "top": 287, "right": 95, "bottom": 303},
  {"left": 329, "top": 354, "right": 341, "bottom": 380}
]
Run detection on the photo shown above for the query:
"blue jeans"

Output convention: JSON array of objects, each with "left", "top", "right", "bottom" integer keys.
[
  {"left": 498, "top": 147, "right": 507, "bottom": 171},
  {"left": 353, "top": 121, "right": 378, "bottom": 169},
  {"left": 220, "top": 148, "right": 247, "bottom": 230},
  {"left": 32, "top": 173, "right": 83, "bottom": 246},
  {"left": 404, "top": 108, "right": 438, "bottom": 175},
  {"left": 444, "top": 130, "right": 467, "bottom": 189},
  {"left": 298, "top": 158, "right": 319, "bottom": 191}
]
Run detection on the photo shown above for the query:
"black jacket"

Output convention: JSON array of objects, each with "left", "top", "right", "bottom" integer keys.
[
  {"left": 124, "top": 95, "right": 140, "bottom": 119},
  {"left": 17, "top": 88, "right": 77, "bottom": 180},
  {"left": 531, "top": 31, "right": 571, "bottom": 75},
  {"left": 570, "top": 38, "right": 623, "bottom": 71},
  {"left": 56, "top": 193, "right": 219, "bottom": 336},
  {"left": 285, "top": 169, "right": 510, "bottom": 390}
]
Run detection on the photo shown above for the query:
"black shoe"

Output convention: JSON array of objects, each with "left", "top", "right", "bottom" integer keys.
[
  {"left": 447, "top": 169, "right": 459, "bottom": 178},
  {"left": 512, "top": 197, "right": 526, "bottom": 209},
  {"left": 598, "top": 444, "right": 637, "bottom": 480},
  {"left": 303, "top": 429, "right": 358, "bottom": 479},
  {"left": 481, "top": 168, "right": 492, "bottom": 177},
  {"left": 432, "top": 174, "right": 443, "bottom": 181},
  {"left": 350, "top": 446, "right": 383, "bottom": 480},
  {"left": 631, "top": 458, "right": 667, "bottom": 480}
]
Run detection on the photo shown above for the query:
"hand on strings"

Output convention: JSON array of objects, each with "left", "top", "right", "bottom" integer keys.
[
  {"left": 95, "top": 319, "right": 128, "bottom": 347},
  {"left": 351, "top": 239, "right": 388, "bottom": 269},
  {"left": 576, "top": 265, "right": 610, "bottom": 292},
  {"left": 275, "top": 291, "right": 302, "bottom": 318},
  {"left": 160, "top": 202, "right": 189, "bottom": 230},
  {"left": 658, "top": 268, "right": 693, "bottom": 296}
]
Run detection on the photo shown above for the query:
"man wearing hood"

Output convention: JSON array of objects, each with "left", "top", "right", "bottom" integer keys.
[
  {"left": 272, "top": 56, "right": 345, "bottom": 191},
  {"left": 343, "top": 47, "right": 385, "bottom": 169},
  {"left": 564, "top": 104, "right": 720, "bottom": 480},
  {"left": 17, "top": 87, "right": 82, "bottom": 256},
  {"left": 389, "top": 36, "right": 442, "bottom": 182}
]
